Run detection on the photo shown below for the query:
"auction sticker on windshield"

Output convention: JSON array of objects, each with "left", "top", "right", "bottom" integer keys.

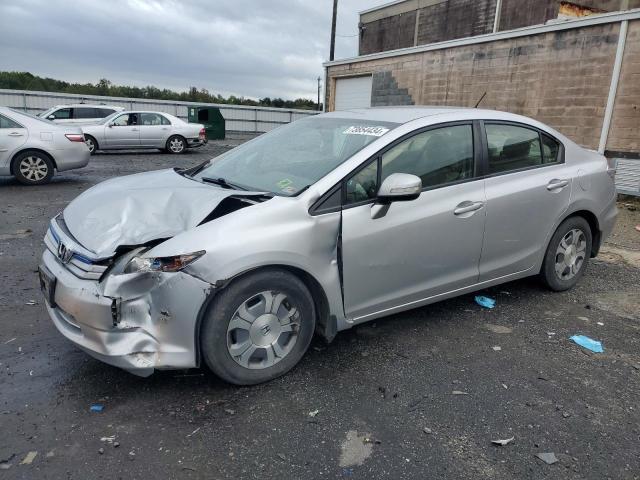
[{"left": 343, "top": 126, "right": 390, "bottom": 137}]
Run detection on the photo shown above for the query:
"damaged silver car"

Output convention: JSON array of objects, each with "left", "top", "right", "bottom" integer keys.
[{"left": 39, "top": 107, "right": 617, "bottom": 384}]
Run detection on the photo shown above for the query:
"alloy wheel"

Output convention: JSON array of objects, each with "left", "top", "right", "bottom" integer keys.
[
  {"left": 226, "top": 290, "right": 300, "bottom": 369},
  {"left": 19, "top": 155, "right": 49, "bottom": 182},
  {"left": 85, "top": 137, "right": 95, "bottom": 153},
  {"left": 555, "top": 228, "right": 587, "bottom": 280},
  {"left": 169, "top": 138, "right": 185, "bottom": 153}
]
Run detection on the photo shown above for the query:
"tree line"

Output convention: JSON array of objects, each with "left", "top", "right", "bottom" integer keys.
[{"left": 0, "top": 71, "right": 321, "bottom": 110}]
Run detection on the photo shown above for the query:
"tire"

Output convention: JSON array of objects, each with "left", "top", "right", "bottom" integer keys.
[
  {"left": 540, "top": 216, "right": 592, "bottom": 292},
  {"left": 166, "top": 135, "right": 186, "bottom": 154},
  {"left": 12, "top": 150, "right": 55, "bottom": 185},
  {"left": 84, "top": 135, "right": 98, "bottom": 154},
  {"left": 201, "top": 268, "right": 316, "bottom": 385}
]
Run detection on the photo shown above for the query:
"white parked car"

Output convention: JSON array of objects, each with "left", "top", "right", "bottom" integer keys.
[
  {"left": 0, "top": 107, "right": 90, "bottom": 185},
  {"left": 80, "top": 111, "right": 207, "bottom": 154},
  {"left": 39, "top": 104, "right": 124, "bottom": 124}
]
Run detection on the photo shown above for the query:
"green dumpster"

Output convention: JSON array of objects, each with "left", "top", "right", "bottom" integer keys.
[{"left": 188, "top": 106, "right": 225, "bottom": 140}]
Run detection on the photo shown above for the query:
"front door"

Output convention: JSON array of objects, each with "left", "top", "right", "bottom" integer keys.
[
  {"left": 341, "top": 123, "right": 487, "bottom": 321},
  {"left": 479, "top": 122, "right": 572, "bottom": 281},
  {"left": 104, "top": 113, "right": 140, "bottom": 147}
]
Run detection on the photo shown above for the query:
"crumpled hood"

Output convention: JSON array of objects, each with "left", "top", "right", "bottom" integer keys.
[{"left": 63, "top": 169, "right": 240, "bottom": 257}]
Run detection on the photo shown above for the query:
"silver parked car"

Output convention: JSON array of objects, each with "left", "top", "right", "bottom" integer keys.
[
  {"left": 39, "top": 107, "right": 617, "bottom": 384},
  {"left": 39, "top": 104, "right": 125, "bottom": 124},
  {"left": 0, "top": 106, "right": 90, "bottom": 185},
  {"left": 80, "top": 111, "right": 207, "bottom": 154}
]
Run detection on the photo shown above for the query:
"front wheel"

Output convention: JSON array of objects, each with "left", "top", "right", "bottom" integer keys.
[
  {"left": 166, "top": 135, "right": 186, "bottom": 154},
  {"left": 201, "top": 269, "right": 315, "bottom": 385},
  {"left": 540, "top": 216, "right": 592, "bottom": 291},
  {"left": 84, "top": 135, "right": 98, "bottom": 154}
]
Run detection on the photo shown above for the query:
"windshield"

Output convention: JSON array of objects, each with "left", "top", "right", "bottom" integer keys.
[{"left": 194, "top": 116, "right": 398, "bottom": 195}]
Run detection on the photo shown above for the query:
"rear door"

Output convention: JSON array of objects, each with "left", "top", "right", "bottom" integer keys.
[
  {"left": 139, "top": 113, "right": 170, "bottom": 147},
  {"left": 103, "top": 113, "right": 140, "bottom": 147},
  {"left": 478, "top": 122, "right": 572, "bottom": 281},
  {"left": 0, "top": 114, "right": 27, "bottom": 170},
  {"left": 340, "top": 122, "right": 487, "bottom": 321}
]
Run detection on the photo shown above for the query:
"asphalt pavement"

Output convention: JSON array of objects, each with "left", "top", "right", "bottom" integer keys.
[{"left": 1, "top": 141, "right": 639, "bottom": 479}]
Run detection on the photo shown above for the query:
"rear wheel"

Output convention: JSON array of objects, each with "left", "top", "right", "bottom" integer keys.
[
  {"left": 201, "top": 269, "right": 315, "bottom": 385},
  {"left": 12, "top": 150, "right": 54, "bottom": 185},
  {"left": 84, "top": 135, "right": 98, "bottom": 154},
  {"left": 540, "top": 216, "right": 592, "bottom": 291},
  {"left": 166, "top": 135, "right": 186, "bottom": 154}
]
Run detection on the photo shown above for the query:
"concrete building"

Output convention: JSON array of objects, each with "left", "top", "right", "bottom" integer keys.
[{"left": 323, "top": 0, "right": 640, "bottom": 169}]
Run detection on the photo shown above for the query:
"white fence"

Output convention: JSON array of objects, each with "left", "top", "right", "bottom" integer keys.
[{"left": 0, "top": 89, "right": 319, "bottom": 133}]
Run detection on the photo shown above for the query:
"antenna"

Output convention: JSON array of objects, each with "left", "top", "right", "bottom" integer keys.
[{"left": 474, "top": 92, "right": 487, "bottom": 108}]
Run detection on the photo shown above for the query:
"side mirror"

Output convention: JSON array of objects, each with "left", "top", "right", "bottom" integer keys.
[
  {"left": 108, "top": 123, "right": 114, "bottom": 128},
  {"left": 377, "top": 173, "right": 422, "bottom": 203},
  {"left": 47, "top": 115, "right": 55, "bottom": 120}
]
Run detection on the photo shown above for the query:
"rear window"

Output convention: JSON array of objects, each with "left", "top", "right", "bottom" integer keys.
[
  {"left": 74, "top": 107, "right": 99, "bottom": 119},
  {"left": 98, "top": 108, "right": 116, "bottom": 117},
  {"left": 0, "top": 114, "right": 23, "bottom": 128}
]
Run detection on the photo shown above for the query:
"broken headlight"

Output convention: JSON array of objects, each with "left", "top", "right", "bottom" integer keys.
[{"left": 123, "top": 251, "right": 205, "bottom": 274}]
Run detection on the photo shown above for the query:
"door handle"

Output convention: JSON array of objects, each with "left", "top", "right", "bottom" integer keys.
[
  {"left": 7, "top": 132, "right": 23, "bottom": 137},
  {"left": 547, "top": 179, "right": 569, "bottom": 191},
  {"left": 454, "top": 201, "right": 484, "bottom": 215}
]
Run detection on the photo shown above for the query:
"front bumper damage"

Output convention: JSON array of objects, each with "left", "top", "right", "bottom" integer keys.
[{"left": 41, "top": 248, "right": 213, "bottom": 376}]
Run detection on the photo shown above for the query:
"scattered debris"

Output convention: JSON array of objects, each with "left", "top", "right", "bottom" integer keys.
[
  {"left": 128, "top": 451, "right": 136, "bottom": 461},
  {"left": 562, "top": 412, "right": 572, "bottom": 418},
  {"left": 423, "top": 427, "right": 432, "bottom": 434},
  {"left": 224, "top": 409, "right": 235, "bottom": 415},
  {"left": 4, "top": 338, "right": 16, "bottom": 344},
  {"left": 25, "top": 300, "right": 37, "bottom": 306},
  {"left": 491, "top": 436, "right": 515, "bottom": 446},
  {"left": 339, "top": 431, "right": 374, "bottom": 467},
  {"left": 485, "top": 324, "right": 513, "bottom": 334},
  {"left": 187, "top": 427, "right": 201, "bottom": 437},
  {"left": 475, "top": 296, "right": 496, "bottom": 309},
  {"left": 578, "top": 316, "right": 589, "bottom": 321},
  {"left": 535, "top": 452, "right": 559, "bottom": 465},
  {"left": 277, "top": 453, "right": 286, "bottom": 461},
  {"left": 342, "top": 468, "right": 354, "bottom": 476},
  {"left": 570, "top": 335, "right": 604, "bottom": 353},
  {"left": 45, "top": 450, "right": 54, "bottom": 458},
  {"left": 502, "top": 383, "right": 508, "bottom": 389},
  {"left": 452, "top": 391, "right": 469, "bottom": 395},
  {"left": 20, "top": 451, "right": 37, "bottom": 465},
  {"left": 100, "top": 436, "right": 116, "bottom": 444},
  {"left": 113, "top": 442, "right": 120, "bottom": 448},
  {"left": 90, "top": 403, "right": 105, "bottom": 413},
  {"left": 0, "top": 463, "right": 11, "bottom": 470},
  {"left": 363, "top": 437, "right": 381, "bottom": 445},
  {"left": 492, "top": 346, "right": 502, "bottom": 351},
  {"left": 597, "top": 322, "right": 604, "bottom": 326},
  {"left": 98, "top": 448, "right": 104, "bottom": 455},
  {"left": 547, "top": 332, "right": 556, "bottom": 337},
  {"left": 308, "top": 409, "right": 319, "bottom": 417}
]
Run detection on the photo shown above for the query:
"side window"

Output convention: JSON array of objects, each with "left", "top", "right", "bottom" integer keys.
[
  {"left": 161, "top": 115, "right": 171, "bottom": 125},
  {"left": 140, "top": 113, "right": 164, "bottom": 125},
  {"left": 541, "top": 133, "right": 560, "bottom": 164},
  {"left": 74, "top": 107, "right": 98, "bottom": 119},
  {"left": 0, "top": 114, "right": 22, "bottom": 128},
  {"left": 486, "top": 124, "right": 543, "bottom": 174},
  {"left": 345, "top": 161, "right": 378, "bottom": 205},
  {"left": 98, "top": 108, "right": 115, "bottom": 117},
  {"left": 112, "top": 113, "right": 138, "bottom": 126},
  {"left": 50, "top": 108, "right": 71, "bottom": 119},
  {"left": 381, "top": 125, "right": 474, "bottom": 188}
]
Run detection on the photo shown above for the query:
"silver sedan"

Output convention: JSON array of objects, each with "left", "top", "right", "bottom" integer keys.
[
  {"left": 39, "top": 107, "right": 617, "bottom": 384},
  {"left": 80, "top": 111, "right": 207, "bottom": 154},
  {"left": 0, "top": 106, "right": 90, "bottom": 185}
]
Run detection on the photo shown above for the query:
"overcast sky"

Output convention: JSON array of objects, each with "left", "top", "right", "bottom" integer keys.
[{"left": 0, "top": 0, "right": 390, "bottom": 101}]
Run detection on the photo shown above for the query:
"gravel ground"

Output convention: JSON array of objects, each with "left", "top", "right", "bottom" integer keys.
[{"left": 0, "top": 142, "right": 639, "bottom": 479}]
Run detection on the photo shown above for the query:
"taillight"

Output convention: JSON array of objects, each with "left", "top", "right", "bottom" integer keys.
[
  {"left": 65, "top": 133, "right": 85, "bottom": 142},
  {"left": 199, "top": 128, "right": 206, "bottom": 140}
]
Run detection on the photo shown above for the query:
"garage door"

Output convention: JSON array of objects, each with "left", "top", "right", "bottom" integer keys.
[{"left": 334, "top": 76, "right": 372, "bottom": 111}]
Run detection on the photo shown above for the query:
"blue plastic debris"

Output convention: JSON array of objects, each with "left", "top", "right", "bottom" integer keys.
[
  {"left": 570, "top": 335, "right": 603, "bottom": 353},
  {"left": 475, "top": 296, "right": 496, "bottom": 309},
  {"left": 90, "top": 404, "right": 105, "bottom": 413}
]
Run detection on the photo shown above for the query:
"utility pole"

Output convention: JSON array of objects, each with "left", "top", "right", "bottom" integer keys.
[
  {"left": 329, "top": 0, "right": 338, "bottom": 61},
  {"left": 317, "top": 76, "right": 321, "bottom": 110}
]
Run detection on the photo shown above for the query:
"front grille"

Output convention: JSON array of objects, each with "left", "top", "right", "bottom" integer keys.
[{"left": 45, "top": 227, "right": 109, "bottom": 280}]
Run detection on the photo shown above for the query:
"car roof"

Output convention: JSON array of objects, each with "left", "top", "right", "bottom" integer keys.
[
  {"left": 50, "top": 104, "right": 125, "bottom": 109},
  {"left": 321, "top": 106, "right": 521, "bottom": 124}
]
